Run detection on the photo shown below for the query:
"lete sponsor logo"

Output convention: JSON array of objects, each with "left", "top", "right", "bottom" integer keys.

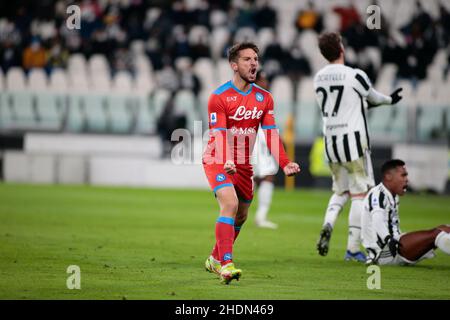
[{"left": 229, "top": 106, "right": 263, "bottom": 121}]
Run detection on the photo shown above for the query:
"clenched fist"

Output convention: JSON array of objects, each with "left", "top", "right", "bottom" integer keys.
[
  {"left": 283, "top": 162, "right": 301, "bottom": 177},
  {"left": 224, "top": 160, "right": 237, "bottom": 175}
]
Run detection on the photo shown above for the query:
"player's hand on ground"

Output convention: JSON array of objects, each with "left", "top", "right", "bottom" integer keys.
[
  {"left": 283, "top": 162, "right": 300, "bottom": 177},
  {"left": 224, "top": 160, "right": 237, "bottom": 175},
  {"left": 390, "top": 88, "right": 403, "bottom": 104}
]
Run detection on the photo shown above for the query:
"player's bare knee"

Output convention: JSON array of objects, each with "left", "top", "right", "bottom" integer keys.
[{"left": 222, "top": 200, "right": 239, "bottom": 215}]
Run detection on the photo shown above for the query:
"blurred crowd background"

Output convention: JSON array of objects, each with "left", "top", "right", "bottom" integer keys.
[{"left": 0, "top": 0, "right": 449, "bottom": 191}]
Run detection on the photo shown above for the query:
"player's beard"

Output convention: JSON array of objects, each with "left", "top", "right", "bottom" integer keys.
[{"left": 239, "top": 69, "right": 257, "bottom": 84}]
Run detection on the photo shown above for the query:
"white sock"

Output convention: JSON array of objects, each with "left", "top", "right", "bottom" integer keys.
[
  {"left": 255, "top": 181, "right": 274, "bottom": 222},
  {"left": 347, "top": 197, "right": 364, "bottom": 253},
  {"left": 435, "top": 231, "right": 450, "bottom": 255},
  {"left": 323, "top": 193, "right": 349, "bottom": 228}
]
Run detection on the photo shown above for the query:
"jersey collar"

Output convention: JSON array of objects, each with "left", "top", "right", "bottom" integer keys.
[
  {"left": 380, "top": 183, "right": 397, "bottom": 206},
  {"left": 230, "top": 81, "right": 253, "bottom": 96}
]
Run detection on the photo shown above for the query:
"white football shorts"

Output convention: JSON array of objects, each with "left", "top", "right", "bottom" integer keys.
[{"left": 329, "top": 149, "right": 375, "bottom": 195}]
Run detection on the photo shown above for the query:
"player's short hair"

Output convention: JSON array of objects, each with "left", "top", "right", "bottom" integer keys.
[
  {"left": 228, "top": 42, "right": 259, "bottom": 63},
  {"left": 381, "top": 159, "right": 406, "bottom": 176},
  {"left": 318, "top": 32, "right": 342, "bottom": 62}
]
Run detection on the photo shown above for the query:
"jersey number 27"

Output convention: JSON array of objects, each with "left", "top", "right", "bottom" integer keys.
[{"left": 316, "top": 85, "right": 344, "bottom": 117}]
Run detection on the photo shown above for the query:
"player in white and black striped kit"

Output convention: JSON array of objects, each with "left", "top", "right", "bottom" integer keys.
[
  {"left": 314, "top": 32, "right": 403, "bottom": 261},
  {"left": 362, "top": 159, "right": 450, "bottom": 265}
]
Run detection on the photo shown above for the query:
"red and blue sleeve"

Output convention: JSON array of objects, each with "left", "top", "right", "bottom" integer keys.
[
  {"left": 261, "top": 95, "right": 291, "bottom": 169},
  {"left": 208, "top": 94, "right": 230, "bottom": 164}
]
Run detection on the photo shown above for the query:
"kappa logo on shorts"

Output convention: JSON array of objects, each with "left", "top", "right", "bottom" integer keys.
[
  {"left": 216, "top": 173, "right": 226, "bottom": 182},
  {"left": 255, "top": 92, "right": 264, "bottom": 102}
]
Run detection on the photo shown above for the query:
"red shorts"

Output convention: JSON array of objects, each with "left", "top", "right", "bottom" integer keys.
[{"left": 203, "top": 163, "right": 254, "bottom": 202}]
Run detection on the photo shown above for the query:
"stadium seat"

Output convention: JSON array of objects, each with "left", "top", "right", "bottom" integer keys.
[
  {"left": 130, "top": 40, "right": 146, "bottom": 56},
  {"left": 107, "top": 72, "right": 134, "bottom": 133},
  {"left": 28, "top": 68, "right": 48, "bottom": 91},
  {"left": 89, "top": 54, "right": 109, "bottom": 75},
  {"left": 298, "top": 30, "right": 319, "bottom": 60},
  {"left": 417, "top": 105, "right": 445, "bottom": 141},
  {"left": 375, "top": 64, "right": 397, "bottom": 91},
  {"left": 210, "top": 9, "right": 227, "bottom": 28},
  {"left": 83, "top": 94, "right": 108, "bottom": 132},
  {"left": 134, "top": 94, "right": 155, "bottom": 135},
  {"left": 373, "top": 79, "right": 413, "bottom": 141},
  {"left": 193, "top": 58, "right": 216, "bottom": 94},
  {"left": 134, "top": 54, "right": 154, "bottom": 76},
  {"left": 296, "top": 78, "right": 321, "bottom": 141},
  {"left": 188, "top": 25, "right": 210, "bottom": 45},
  {"left": 323, "top": 10, "right": 340, "bottom": 32},
  {"left": 210, "top": 27, "right": 230, "bottom": 60},
  {"left": 277, "top": 25, "right": 296, "bottom": 50},
  {"left": 151, "top": 88, "right": 171, "bottom": 121},
  {"left": 6, "top": 67, "right": 26, "bottom": 90},
  {"left": 368, "top": 104, "right": 393, "bottom": 141},
  {"left": 107, "top": 94, "right": 134, "bottom": 133},
  {"left": 112, "top": 71, "right": 132, "bottom": 94},
  {"left": 0, "top": 67, "right": 4, "bottom": 90},
  {"left": 271, "top": 76, "right": 294, "bottom": 134},
  {"left": 174, "top": 89, "right": 200, "bottom": 133},
  {"left": 28, "top": 69, "right": 64, "bottom": 131},
  {"left": 91, "top": 73, "right": 111, "bottom": 93},
  {"left": 4, "top": 67, "right": 36, "bottom": 130},
  {"left": 217, "top": 58, "right": 232, "bottom": 86},
  {"left": 257, "top": 28, "right": 275, "bottom": 55},
  {"left": 0, "top": 69, "right": 4, "bottom": 129},
  {"left": 365, "top": 47, "right": 382, "bottom": 70},
  {"left": 66, "top": 74, "right": 89, "bottom": 132},
  {"left": 174, "top": 57, "right": 193, "bottom": 72},
  {"left": 133, "top": 72, "right": 155, "bottom": 96},
  {"left": 68, "top": 53, "right": 88, "bottom": 76},
  {"left": 49, "top": 69, "right": 68, "bottom": 92},
  {"left": 234, "top": 27, "right": 256, "bottom": 44}
]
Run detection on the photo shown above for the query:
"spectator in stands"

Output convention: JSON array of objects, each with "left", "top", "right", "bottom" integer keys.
[
  {"left": 112, "top": 46, "right": 133, "bottom": 73},
  {"left": 46, "top": 39, "right": 69, "bottom": 73},
  {"left": 169, "top": 25, "right": 192, "bottom": 59},
  {"left": 234, "top": 0, "right": 256, "bottom": 30},
  {"left": 437, "top": 3, "right": 450, "bottom": 47},
  {"left": 333, "top": 2, "right": 361, "bottom": 33},
  {"left": 263, "top": 39, "right": 288, "bottom": 81},
  {"left": 285, "top": 43, "right": 311, "bottom": 83},
  {"left": 22, "top": 37, "right": 47, "bottom": 71},
  {"left": 156, "top": 58, "right": 180, "bottom": 92},
  {"left": 0, "top": 38, "right": 21, "bottom": 73},
  {"left": 194, "top": 0, "right": 211, "bottom": 29},
  {"left": 179, "top": 63, "right": 201, "bottom": 98},
  {"left": 146, "top": 35, "right": 164, "bottom": 71},
  {"left": 295, "top": 1, "right": 323, "bottom": 33},
  {"left": 157, "top": 91, "right": 187, "bottom": 158},
  {"left": 190, "top": 32, "right": 211, "bottom": 61}
]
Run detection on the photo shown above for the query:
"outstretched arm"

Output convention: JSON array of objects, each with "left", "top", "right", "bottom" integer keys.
[{"left": 367, "top": 87, "right": 403, "bottom": 108}]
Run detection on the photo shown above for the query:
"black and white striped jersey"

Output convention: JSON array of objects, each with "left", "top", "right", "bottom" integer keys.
[
  {"left": 361, "top": 183, "right": 401, "bottom": 253},
  {"left": 313, "top": 64, "right": 372, "bottom": 163}
]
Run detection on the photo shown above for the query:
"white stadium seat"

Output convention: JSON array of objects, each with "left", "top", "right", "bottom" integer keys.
[
  {"left": 28, "top": 68, "right": 48, "bottom": 92},
  {"left": 6, "top": 67, "right": 26, "bottom": 91}
]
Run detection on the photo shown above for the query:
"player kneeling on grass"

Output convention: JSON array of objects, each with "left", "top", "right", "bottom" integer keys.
[
  {"left": 202, "top": 42, "right": 300, "bottom": 284},
  {"left": 361, "top": 159, "right": 450, "bottom": 265}
]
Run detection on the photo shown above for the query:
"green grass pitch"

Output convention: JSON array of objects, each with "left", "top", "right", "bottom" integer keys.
[{"left": 0, "top": 183, "right": 449, "bottom": 300}]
